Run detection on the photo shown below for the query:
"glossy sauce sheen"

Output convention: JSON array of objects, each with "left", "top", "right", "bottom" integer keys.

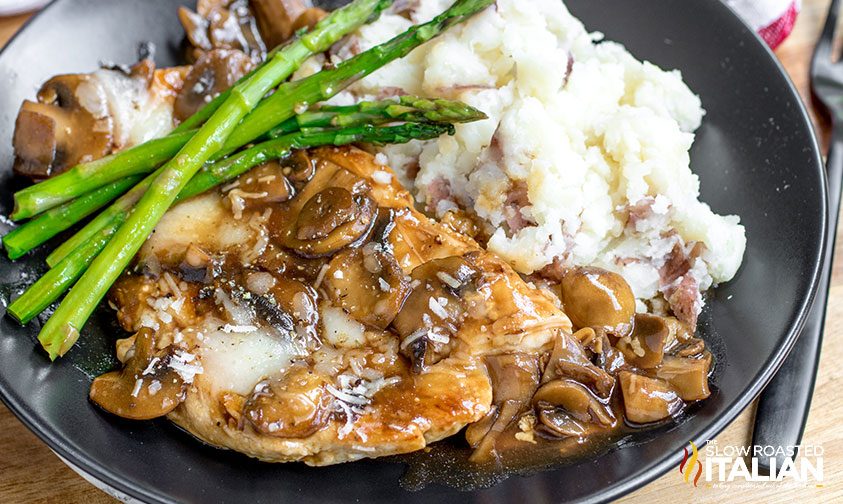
[{"left": 95, "top": 146, "right": 712, "bottom": 475}]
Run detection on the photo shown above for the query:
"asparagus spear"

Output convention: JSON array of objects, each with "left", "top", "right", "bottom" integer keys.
[
  {"left": 8, "top": 122, "right": 454, "bottom": 327},
  {"left": 45, "top": 169, "right": 163, "bottom": 267},
  {"left": 11, "top": 131, "right": 195, "bottom": 221},
  {"left": 268, "top": 95, "right": 488, "bottom": 137},
  {"left": 36, "top": 0, "right": 489, "bottom": 359},
  {"left": 41, "top": 96, "right": 483, "bottom": 266},
  {"left": 216, "top": 0, "right": 494, "bottom": 159},
  {"left": 12, "top": 0, "right": 487, "bottom": 222},
  {"left": 2, "top": 176, "right": 143, "bottom": 260},
  {"left": 35, "top": 0, "right": 394, "bottom": 359},
  {"left": 10, "top": 0, "right": 391, "bottom": 221}
]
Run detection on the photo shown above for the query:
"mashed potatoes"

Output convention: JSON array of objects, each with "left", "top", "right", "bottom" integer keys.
[{"left": 297, "top": 0, "right": 746, "bottom": 323}]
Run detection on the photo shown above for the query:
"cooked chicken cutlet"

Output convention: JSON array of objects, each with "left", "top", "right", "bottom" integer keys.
[{"left": 92, "top": 146, "right": 572, "bottom": 465}]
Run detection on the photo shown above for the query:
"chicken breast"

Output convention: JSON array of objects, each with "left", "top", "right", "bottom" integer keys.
[{"left": 95, "top": 146, "right": 572, "bottom": 465}]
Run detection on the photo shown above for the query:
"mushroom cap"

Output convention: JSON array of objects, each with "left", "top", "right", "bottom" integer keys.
[
  {"left": 618, "top": 370, "right": 683, "bottom": 424},
  {"left": 323, "top": 244, "right": 410, "bottom": 330},
  {"left": 559, "top": 267, "right": 635, "bottom": 334},
  {"left": 89, "top": 328, "right": 186, "bottom": 420},
  {"left": 616, "top": 313, "right": 670, "bottom": 369},
  {"left": 392, "top": 256, "right": 479, "bottom": 371},
  {"left": 13, "top": 73, "right": 113, "bottom": 178},
  {"left": 174, "top": 48, "right": 254, "bottom": 122},
  {"left": 242, "top": 366, "right": 330, "bottom": 438},
  {"left": 281, "top": 168, "right": 378, "bottom": 258}
]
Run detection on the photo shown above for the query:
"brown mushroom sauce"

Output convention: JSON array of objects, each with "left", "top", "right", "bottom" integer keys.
[
  {"left": 98, "top": 147, "right": 712, "bottom": 475},
  {"left": 455, "top": 264, "right": 713, "bottom": 469}
]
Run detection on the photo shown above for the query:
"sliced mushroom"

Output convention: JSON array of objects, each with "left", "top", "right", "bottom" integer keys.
[
  {"left": 663, "top": 315, "right": 694, "bottom": 343},
  {"left": 536, "top": 408, "right": 588, "bottom": 438},
  {"left": 532, "top": 378, "right": 615, "bottom": 428},
  {"left": 655, "top": 353, "right": 712, "bottom": 401},
  {"left": 577, "top": 326, "right": 627, "bottom": 375},
  {"left": 542, "top": 332, "right": 615, "bottom": 398},
  {"left": 467, "top": 400, "right": 524, "bottom": 465},
  {"left": 174, "top": 49, "right": 254, "bottom": 122},
  {"left": 669, "top": 337, "right": 707, "bottom": 358},
  {"left": 616, "top": 313, "right": 670, "bottom": 369},
  {"left": 251, "top": 0, "right": 309, "bottom": 49},
  {"left": 246, "top": 275, "right": 320, "bottom": 345},
  {"left": 179, "top": 244, "right": 216, "bottom": 284},
  {"left": 179, "top": 0, "right": 266, "bottom": 60},
  {"left": 281, "top": 149, "right": 316, "bottom": 189},
  {"left": 89, "top": 328, "right": 186, "bottom": 420},
  {"left": 14, "top": 74, "right": 113, "bottom": 178},
  {"left": 392, "top": 256, "right": 478, "bottom": 371},
  {"left": 286, "top": 186, "right": 376, "bottom": 257},
  {"left": 211, "top": 2, "right": 266, "bottom": 56},
  {"left": 369, "top": 208, "right": 397, "bottom": 247},
  {"left": 179, "top": 6, "right": 213, "bottom": 52},
  {"left": 226, "top": 160, "right": 295, "bottom": 213},
  {"left": 618, "top": 371, "right": 683, "bottom": 424},
  {"left": 197, "top": 0, "right": 228, "bottom": 15},
  {"left": 323, "top": 244, "right": 410, "bottom": 329},
  {"left": 559, "top": 267, "right": 635, "bottom": 335},
  {"left": 242, "top": 366, "right": 330, "bottom": 438},
  {"left": 465, "top": 404, "right": 498, "bottom": 447},
  {"left": 467, "top": 353, "right": 540, "bottom": 463},
  {"left": 487, "top": 353, "right": 541, "bottom": 404},
  {"left": 297, "top": 187, "right": 358, "bottom": 239}
]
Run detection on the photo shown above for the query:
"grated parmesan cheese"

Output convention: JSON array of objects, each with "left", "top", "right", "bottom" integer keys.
[
  {"left": 372, "top": 169, "right": 392, "bottom": 185},
  {"left": 436, "top": 271, "right": 461, "bottom": 289},
  {"left": 169, "top": 350, "right": 203, "bottom": 383},
  {"left": 131, "top": 378, "right": 143, "bottom": 398},
  {"left": 428, "top": 297, "right": 448, "bottom": 319},
  {"left": 221, "top": 324, "right": 258, "bottom": 333}
]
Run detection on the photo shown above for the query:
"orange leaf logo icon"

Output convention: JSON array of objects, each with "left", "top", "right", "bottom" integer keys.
[{"left": 678, "top": 441, "right": 703, "bottom": 487}]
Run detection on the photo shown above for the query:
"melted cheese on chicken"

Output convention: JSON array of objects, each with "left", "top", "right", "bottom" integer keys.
[{"left": 104, "top": 147, "right": 572, "bottom": 465}]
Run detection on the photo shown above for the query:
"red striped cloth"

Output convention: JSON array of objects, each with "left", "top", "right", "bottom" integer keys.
[{"left": 725, "top": 0, "right": 801, "bottom": 49}]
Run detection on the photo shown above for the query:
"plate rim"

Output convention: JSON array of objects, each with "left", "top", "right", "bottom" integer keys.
[{"left": 0, "top": 0, "right": 828, "bottom": 502}]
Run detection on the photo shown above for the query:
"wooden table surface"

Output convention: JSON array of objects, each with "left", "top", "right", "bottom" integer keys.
[{"left": 1, "top": 2, "right": 842, "bottom": 503}]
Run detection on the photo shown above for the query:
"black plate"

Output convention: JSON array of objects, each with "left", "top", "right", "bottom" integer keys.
[{"left": 0, "top": 0, "right": 826, "bottom": 502}]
